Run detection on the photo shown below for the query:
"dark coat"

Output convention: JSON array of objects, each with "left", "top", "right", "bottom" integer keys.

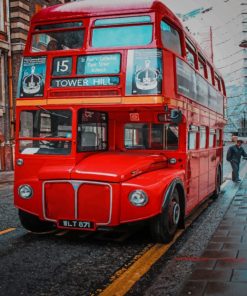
[{"left": 226, "top": 145, "right": 247, "bottom": 163}]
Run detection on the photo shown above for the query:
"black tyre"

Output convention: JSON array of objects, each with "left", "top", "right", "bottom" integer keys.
[
  {"left": 19, "top": 210, "right": 55, "bottom": 233},
  {"left": 150, "top": 188, "right": 181, "bottom": 243},
  {"left": 212, "top": 168, "right": 221, "bottom": 199}
]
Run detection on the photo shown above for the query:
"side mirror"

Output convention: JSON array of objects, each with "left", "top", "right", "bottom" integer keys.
[{"left": 170, "top": 109, "right": 182, "bottom": 124}]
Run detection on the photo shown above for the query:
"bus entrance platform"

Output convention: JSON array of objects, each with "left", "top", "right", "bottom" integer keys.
[{"left": 180, "top": 174, "right": 247, "bottom": 296}]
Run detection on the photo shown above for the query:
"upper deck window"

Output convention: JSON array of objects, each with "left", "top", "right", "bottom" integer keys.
[
  {"left": 198, "top": 54, "right": 207, "bottom": 78},
  {"left": 31, "top": 22, "right": 84, "bottom": 52},
  {"left": 186, "top": 39, "right": 196, "bottom": 68},
  {"left": 92, "top": 16, "right": 152, "bottom": 48},
  {"left": 214, "top": 73, "right": 221, "bottom": 91},
  {"left": 160, "top": 21, "right": 181, "bottom": 55}
]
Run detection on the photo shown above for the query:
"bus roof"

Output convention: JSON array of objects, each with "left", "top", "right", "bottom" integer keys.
[{"left": 31, "top": 0, "right": 182, "bottom": 27}]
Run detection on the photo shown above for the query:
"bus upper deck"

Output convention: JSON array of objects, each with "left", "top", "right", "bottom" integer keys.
[{"left": 17, "top": 0, "right": 225, "bottom": 118}]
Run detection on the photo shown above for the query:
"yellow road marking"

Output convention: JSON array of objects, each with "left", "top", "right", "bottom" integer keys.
[
  {"left": 98, "top": 230, "right": 184, "bottom": 296},
  {"left": 0, "top": 228, "right": 16, "bottom": 236}
]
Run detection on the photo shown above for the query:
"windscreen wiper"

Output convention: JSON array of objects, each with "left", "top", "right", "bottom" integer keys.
[{"left": 36, "top": 106, "right": 69, "bottom": 119}]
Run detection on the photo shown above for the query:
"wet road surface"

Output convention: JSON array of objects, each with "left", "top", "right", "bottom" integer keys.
[{"left": 0, "top": 149, "right": 246, "bottom": 296}]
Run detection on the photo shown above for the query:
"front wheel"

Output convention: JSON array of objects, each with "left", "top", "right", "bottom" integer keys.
[
  {"left": 19, "top": 210, "right": 55, "bottom": 233},
  {"left": 150, "top": 188, "right": 181, "bottom": 243},
  {"left": 212, "top": 168, "right": 221, "bottom": 199}
]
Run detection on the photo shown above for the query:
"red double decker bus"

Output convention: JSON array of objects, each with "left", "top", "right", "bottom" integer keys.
[{"left": 14, "top": 0, "right": 226, "bottom": 243}]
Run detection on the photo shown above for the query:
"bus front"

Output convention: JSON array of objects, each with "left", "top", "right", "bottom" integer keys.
[{"left": 14, "top": 1, "right": 186, "bottom": 242}]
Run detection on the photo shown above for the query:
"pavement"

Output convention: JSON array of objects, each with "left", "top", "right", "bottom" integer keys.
[
  {"left": 180, "top": 175, "right": 247, "bottom": 296},
  {"left": 0, "top": 171, "right": 14, "bottom": 184}
]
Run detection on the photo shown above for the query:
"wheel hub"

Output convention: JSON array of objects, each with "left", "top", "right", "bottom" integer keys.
[{"left": 172, "top": 203, "right": 180, "bottom": 225}]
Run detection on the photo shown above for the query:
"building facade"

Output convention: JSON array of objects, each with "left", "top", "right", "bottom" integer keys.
[{"left": 0, "top": 0, "right": 68, "bottom": 170}]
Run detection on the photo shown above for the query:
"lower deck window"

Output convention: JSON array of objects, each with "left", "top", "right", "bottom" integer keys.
[
  {"left": 19, "top": 109, "right": 72, "bottom": 155},
  {"left": 188, "top": 125, "right": 198, "bottom": 150},
  {"left": 124, "top": 123, "right": 178, "bottom": 150}
]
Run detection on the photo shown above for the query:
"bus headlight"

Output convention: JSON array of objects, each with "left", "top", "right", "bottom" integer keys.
[
  {"left": 18, "top": 185, "right": 33, "bottom": 199},
  {"left": 129, "top": 190, "right": 148, "bottom": 207}
]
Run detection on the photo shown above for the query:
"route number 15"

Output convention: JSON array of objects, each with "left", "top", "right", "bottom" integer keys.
[{"left": 52, "top": 57, "right": 72, "bottom": 76}]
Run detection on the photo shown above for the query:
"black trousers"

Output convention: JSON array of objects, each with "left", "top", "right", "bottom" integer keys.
[{"left": 230, "top": 161, "right": 240, "bottom": 181}]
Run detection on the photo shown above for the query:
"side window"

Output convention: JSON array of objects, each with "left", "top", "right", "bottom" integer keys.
[
  {"left": 186, "top": 40, "right": 196, "bottom": 68},
  {"left": 124, "top": 123, "right": 178, "bottom": 150},
  {"left": 216, "top": 129, "right": 221, "bottom": 146},
  {"left": 0, "top": 0, "right": 4, "bottom": 32},
  {"left": 209, "top": 129, "right": 216, "bottom": 148},
  {"left": 215, "top": 73, "right": 221, "bottom": 91},
  {"left": 198, "top": 54, "right": 207, "bottom": 78},
  {"left": 200, "top": 126, "right": 207, "bottom": 149},
  {"left": 160, "top": 21, "right": 181, "bottom": 55},
  {"left": 188, "top": 125, "right": 198, "bottom": 150}
]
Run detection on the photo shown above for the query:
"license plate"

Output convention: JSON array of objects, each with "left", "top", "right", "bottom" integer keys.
[{"left": 58, "top": 220, "right": 95, "bottom": 230}]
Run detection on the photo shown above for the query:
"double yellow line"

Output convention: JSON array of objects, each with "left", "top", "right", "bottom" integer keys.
[
  {"left": 0, "top": 228, "right": 15, "bottom": 236},
  {"left": 98, "top": 230, "right": 184, "bottom": 296}
]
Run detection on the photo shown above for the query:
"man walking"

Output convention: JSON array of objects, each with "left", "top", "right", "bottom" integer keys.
[{"left": 227, "top": 140, "right": 247, "bottom": 182}]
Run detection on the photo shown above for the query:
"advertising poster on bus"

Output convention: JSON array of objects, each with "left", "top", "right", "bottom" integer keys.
[
  {"left": 126, "top": 49, "right": 162, "bottom": 95},
  {"left": 18, "top": 57, "right": 46, "bottom": 98}
]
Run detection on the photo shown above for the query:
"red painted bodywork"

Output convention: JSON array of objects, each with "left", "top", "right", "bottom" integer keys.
[{"left": 14, "top": 0, "right": 226, "bottom": 231}]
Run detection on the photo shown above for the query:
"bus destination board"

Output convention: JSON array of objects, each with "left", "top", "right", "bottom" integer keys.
[{"left": 77, "top": 54, "right": 121, "bottom": 75}]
